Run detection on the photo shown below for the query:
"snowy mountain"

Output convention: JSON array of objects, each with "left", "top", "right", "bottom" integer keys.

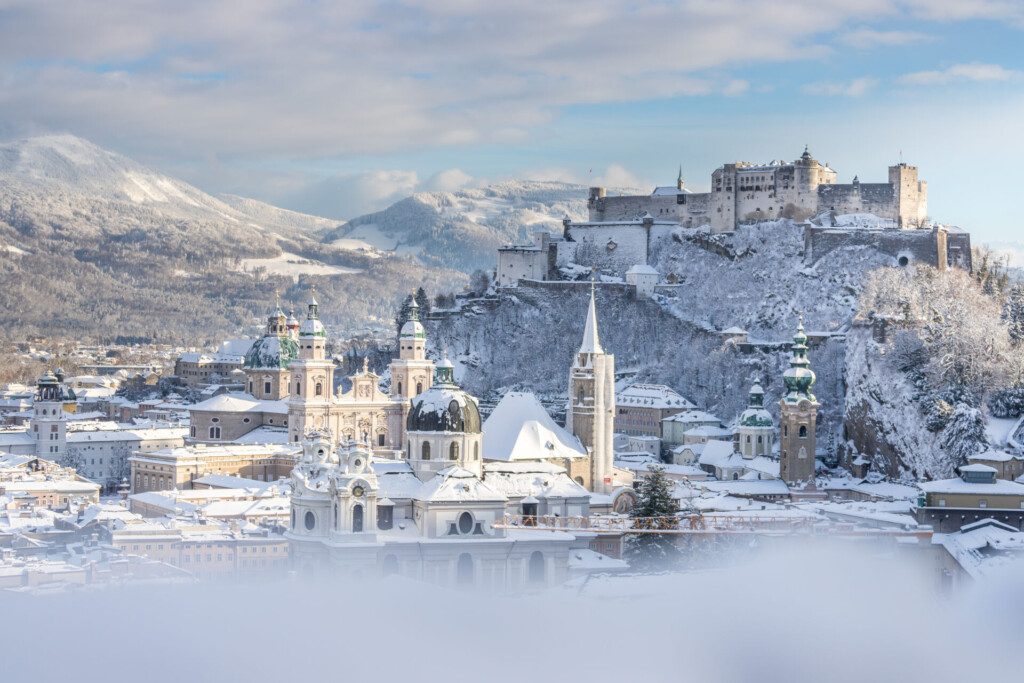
[
  {"left": 0, "top": 134, "right": 463, "bottom": 341},
  {"left": 327, "top": 181, "right": 607, "bottom": 270}
]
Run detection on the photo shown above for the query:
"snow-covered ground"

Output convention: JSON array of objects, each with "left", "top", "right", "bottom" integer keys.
[{"left": 237, "top": 252, "right": 361, "bottom": 278}]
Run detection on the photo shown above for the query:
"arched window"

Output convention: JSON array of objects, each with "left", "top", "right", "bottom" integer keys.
[
  {"left": 449, "top": 442, "right": 459, "bottom": 460},
  {"left": 783, "top": 425, "right": 788, "bottom": 437},
  {"left": 456, "top": 553, "right": 474, "bottom": 586},
  {"left": 208, "top": 426, "right": 220, "bottom": 439},
  {"left": 352, "top": 504, "right": 363, "bottom": 533},
  {"left": 304, "top": 510, "right": 315, "bottom": 531},
  {"left": 421, "top": 442, "right": 431, "bottom": 460},
  {"left": 296, "top": 381, "right": 301, "bottom": 395},
  {"left": 799, "top": 425, "right": 807, "bottom": 438},
  {"left": 416, "top": 382, "right": 423, "bottom": 395},
  {"left": 397, "top": 381, "right": 403, "bottom": 396},
  {"left": 528, "top": 551, "right": 545, "bottom": 584},
  {"left": 315, "top": 382, "right": 323, "bottom": 397}
]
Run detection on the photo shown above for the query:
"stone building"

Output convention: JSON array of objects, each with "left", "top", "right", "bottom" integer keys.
[
  {"left": 587, "top": 147, "right": 928, "bottom": 233},
  {"left": 615, "top": 383, "right": 694, "bottom": 438},
  {"left": 779, "top": 320, "right": 820, "bottom": 488},
  {"left": 496, "top": 230, "right": 561, "bottom": 287},
  {"left": 129, "top": 442, "right": 299, "bottom": 493},
  {"left": 916, "top": 464, "right": 1024, "bottom": 532}
]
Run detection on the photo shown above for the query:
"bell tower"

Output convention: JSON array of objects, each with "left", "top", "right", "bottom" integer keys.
[
  {"left": 33, "top": 369, "right": 70, "bottom": 461},
  {"left": 288, "top": 294, "right": 336, "bottom": 444},
  {"left": 389, "top": 296, "right": 434, "bottom": 400},
  {"left": 565, "top": 284, "right": 615, "bottom": 494},
  {"left": 779, "top": 317, "right": 820, "bottom": 486}
]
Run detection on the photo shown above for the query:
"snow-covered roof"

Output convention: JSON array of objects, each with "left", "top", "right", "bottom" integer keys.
[
  {"left": 192, "top": 474, "right": 280, "bottom": 490},
  {"left": 579, "top": 288, "right": 603, "bottom": 354},
  {"left": 232, "top": 426, "right": 290, "bottom": 445},
  {"left": 617, "top": 384, "right": 694, "bottom": 410},
  {"left": 190, "top": 392, "right": 288, "bottom": 414},
  {"left": 699, "top": 480, "right": 790, "bottom": 496},
  {"left": 482, "top": 392, "right": 587, "bottom": 462},
  {"left": 969, "top": 449, "right": 1020, "bottom": 463},
  {"left": 697, "top": 440, "right": 735, "bottom": 466},
  {"left": 685, "top": 425, "right": 734, "bottom": 438},
  {"left": 482, "top": 461, "right": 589, "bottom": 500},
  {"left": 663, "top": 410, "right": 721, "bottom": 425},
  {"left": 414, "top": 467, "right": 507, "bottom": 503},
  {"left": 919, "top": 477, "right": 1024, "bottom": 496},
  {"left": 625, "top": 264, "right": 659, "bottom": 275}
]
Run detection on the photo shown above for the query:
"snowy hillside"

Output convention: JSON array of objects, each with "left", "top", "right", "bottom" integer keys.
[
  {"left": 0, "top": 134, "right": 463, "bottom": 341},
  {"left": 331, "top": 181, "right": 606, "bottom": 270}
]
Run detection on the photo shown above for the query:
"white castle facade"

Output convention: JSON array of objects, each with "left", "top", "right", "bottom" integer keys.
[{"left": 588, "top": 147, "right": 928, "bottom": 233}]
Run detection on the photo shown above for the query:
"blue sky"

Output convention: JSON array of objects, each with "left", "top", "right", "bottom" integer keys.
[{"left": 0, "top": 1, "right": 1022, "bottom": 243}]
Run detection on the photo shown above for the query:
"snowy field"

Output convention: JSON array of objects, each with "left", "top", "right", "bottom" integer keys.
[
  {"left": 237, "top": 251, "right": 362, "bottom": 278},
  {"left": 1, "top": 545, "right": 1020, "bottom": 682}
]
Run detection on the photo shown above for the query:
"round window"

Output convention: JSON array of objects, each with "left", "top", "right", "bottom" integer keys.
[
  {"left": 354, "top": 459, "right": 362, "bottom": 469},
  {"left": 304, "top": 511, "right": 315, "bottom": 531},
  {"left": 458, "top": 511, "right": 473, "bottom": 535}
]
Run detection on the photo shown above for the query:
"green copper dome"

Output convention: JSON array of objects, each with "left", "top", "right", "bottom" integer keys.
[{"left": 782, "top": 319, "right": 816, "bottom": 402}]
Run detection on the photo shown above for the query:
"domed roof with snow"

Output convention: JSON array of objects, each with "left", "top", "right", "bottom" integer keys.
[
  {"left": 739, "top": 382, "right": 773, "bottom": 427},
  {"left": 407, "top": 365, "right": 481, "bottom": 434},
  {"left": 244, "top": 334, "right": 298, "bottom": 369}
]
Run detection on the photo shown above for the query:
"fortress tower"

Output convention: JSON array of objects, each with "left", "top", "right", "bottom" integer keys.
[
  {"left": 779, "top": 318, "right": 819, "bottom": 486},
  {"left": 889, "top": 163, "right": 928, "bottom": 227},
  {"left": 565, "top": 285, "right": 616, "bottom": 494}
]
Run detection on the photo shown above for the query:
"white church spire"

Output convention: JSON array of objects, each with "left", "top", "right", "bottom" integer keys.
[{"left": 579, "top": 280, "right": 603, "bottom": 354}]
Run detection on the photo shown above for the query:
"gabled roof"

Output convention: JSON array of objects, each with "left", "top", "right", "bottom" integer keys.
[
  {"left": 482, "top": 392, "right": 587, "bottom": 462},
  {"left": 414, "top": 467, "right": 507, "bottom": 503}
]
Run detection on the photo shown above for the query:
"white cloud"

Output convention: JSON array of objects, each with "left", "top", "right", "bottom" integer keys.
[
  {"left": 595, "top": 164, "right": 647, "bottom": 191},
  {"left": 899, "top": 62, "right": 1021, "bottom": 85},
  {"left": 803, "top": 77, "right": 879, "bottom": 97},
  {"left": 839, "top": 28, "right": 933, "bottom": 48},
  {"left": 422, "top": 168, "right": 476, "bottom": 193},
  {"left": 286, "top": 170, "right": 421, "bottom": 219}
]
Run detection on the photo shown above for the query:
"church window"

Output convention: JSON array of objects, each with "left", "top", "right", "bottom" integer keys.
[
  {"left": 352, "top": 504, "right": 364, "bottom": 533},
  {"left": 190, "top": 426, "right": 196, "bottom": 437},
  {"left": 304, "top": 511, "right": 315, "bottom": 531},
  {"left": 799, "top": 425, "right": 807, "bottom": 438},
  {"left": 397, "top": 381, "right": 403, "bottom": 395},
  {"left": 264, "top": 381, "right": 272, "bottom": 395},
  {"left": 209, "top": 426, "right": 221, "bottom": 439},
  {"left": 783, "top": 425, "right": 788, "bottom": 437},
  {"left": 422, "top": 442, "right": 431, "bottom": 460},
  {"left": 296, "top": 382, "right": 301, "bottom": 394},
  {"left": 315, "top": 382, "right": 323, "bottom": 397},
  {"left": 746, "top": 435, "right": 751, "bottom": 443},
  {"left": 243, "top": 418, "right": 250, "bottom": 424},
  {"left": 416, "top": 382, "right": 423, "bottom": 395},
  {"left": 449, "top": 442, "right": 459, "bottom": 460},
  {"left": 377, "top": 433, "right": 385, "bottom": 447},
  {"left": 248, "top": 381, "right": 253, "bottom": 394},
  {"left": 474, "top": 442, "right": 479, "bottom": 461},
  {"left": 457, "top": 511, "right": 473, "bottom": 534},
  {"left": 456, "top": 553, "right": 474, "bottom": 586},
  {"left": 528, "top": 551, "right": 546, "bottom": 584},
  {"left": 757, "top": 435, "right": 763, "bottom": 444}
]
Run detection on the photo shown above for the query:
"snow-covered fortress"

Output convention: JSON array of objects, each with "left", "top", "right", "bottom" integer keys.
[{"left": 588, "top": 147, "right": 927, "bottom": 233}]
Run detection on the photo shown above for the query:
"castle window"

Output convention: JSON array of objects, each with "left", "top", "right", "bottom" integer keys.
[
  {"left": 450, "top": 442, "right": 459, "bottom": 460},
  {"left": 422, "top": 442, "right": 431, "bottom": 460}
]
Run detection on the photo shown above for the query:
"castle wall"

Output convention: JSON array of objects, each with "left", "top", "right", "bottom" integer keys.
[
  {"left": 497, "top": 247, "right": 549, "bottom": 287},
  {"left": 805, "top": 225, "right": 969, "bottom": 270},
  {"left": 588, "top": 190, "right": 711, "bottom": 228},
  {"left": 565, "top": 222, "right": 651, "bottom": 273}
]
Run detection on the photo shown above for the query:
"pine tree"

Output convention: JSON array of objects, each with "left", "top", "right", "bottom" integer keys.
[
  {"left": 624, "top": 466, "right": 682, "bottom": 572},
  {"left": 394, "top": 294, "right": 414, "bottom": 338},
  {"left": 940, "top": 402, "right": 988, "bottom": 469},
  {"left": 415, "top": 287, "right": 431, "bottom": 316}
]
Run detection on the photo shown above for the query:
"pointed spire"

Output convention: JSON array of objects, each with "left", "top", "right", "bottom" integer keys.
[
  {"left": 306, "top": 289, "right": 319, "bottom": 319},
  {"left": 408, "top": 293, "right": 420, "bottom": 321},
  {"left": 579, "top": 279, "right": 603, "bottom": 354}
]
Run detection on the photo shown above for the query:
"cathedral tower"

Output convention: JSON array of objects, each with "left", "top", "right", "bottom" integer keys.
[
  {"left": 565, "top": 285, "right": 615, "bottom": 494},
  {"left": 779, "top": 318, "right": 819, "bottom": 485},
  {"left": 244, "top": 299, "right": 299, "bottom": 400},
  {"left": 737, "top": 382, "right": 774, "bottom": 459},
  {"left": 33, "top": 369, "right": 72, "bottom": 461},
  {"left": 288, "top": 295, "right": 336, "bottom": 443},
  {"left": 405, "top": 359, "right": 482, "bottom": 481},
  {"left": 389, "top": 297, "right": 434, "bottom": 400}
]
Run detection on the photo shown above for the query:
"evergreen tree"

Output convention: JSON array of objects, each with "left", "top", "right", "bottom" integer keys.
[
  {"left": 624, "top": 466, "right": 683, "bottom": 572},
  {"left": 394, "top": 294, "right": 414, "bottom": 338},
  {"left": 940, "top": 402, "right": 988, "bottom": 468},
  {"left": 415, "top": 287, "right": 431, "bottom": 316}
]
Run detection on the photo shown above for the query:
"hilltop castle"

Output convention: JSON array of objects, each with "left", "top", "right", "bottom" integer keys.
[{"left": 588, "top": 147, "right": 927, "bottom": 233}]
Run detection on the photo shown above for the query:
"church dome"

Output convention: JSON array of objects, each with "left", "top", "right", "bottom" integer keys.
[
  {"left": 407, "top": 366, "right": 481, "bottom": 434},
  {"left": 739, "top": 383, "right": 773, "bottom": 427},
  {"left": 400, "top": 318, "right": 425, "bottom": 339},
  {"left": 300, "top": 317, "right": 326, "bottom": 337},
  {"left": 244, "top": 334, "right": 299, "bottom": 369}
]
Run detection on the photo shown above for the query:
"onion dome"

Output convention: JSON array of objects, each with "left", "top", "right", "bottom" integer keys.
[
  {"left": 400, "top": 297, "right": 425, "bottom": 339},
  {"left": 244, "top": 334, "right": 299, "bottom": 369},
  {"left": 299, "top": 295, "right": 326, "bottom": 338},
  {"left": 782, "top": 318, "right": 816, "bottom": 402},
  {"left": 407, "top": 359, "right": 481, "bottom": 434},
  {"left": 286, "top": 309, "right": 299, "bottom": 330},
  {"left": 739, "top": 382, "right": 773, "bottom": 427}
]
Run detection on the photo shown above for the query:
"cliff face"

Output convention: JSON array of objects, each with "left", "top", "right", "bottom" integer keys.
[{"left": 842, "top": 325, "right": 944, "bottom": 479}]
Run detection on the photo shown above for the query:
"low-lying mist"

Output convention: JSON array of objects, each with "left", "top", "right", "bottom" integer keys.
[{"left": 1, "top": 543, "right": 1020, "bottom": 682}]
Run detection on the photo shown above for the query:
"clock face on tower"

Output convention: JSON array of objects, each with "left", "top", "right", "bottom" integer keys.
[{"left": 352, "top": 485, "right": 365, "bottom": 498}]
